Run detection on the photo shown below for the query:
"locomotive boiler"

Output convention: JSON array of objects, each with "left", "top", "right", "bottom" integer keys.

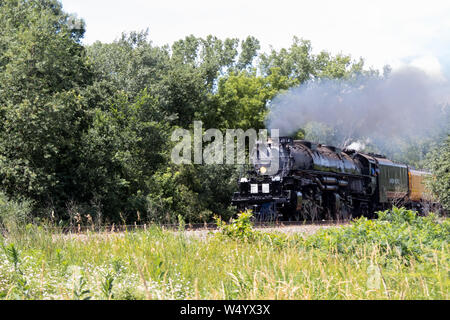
[{"left": 231, "top": 137, "right": 437, "bottom": 221}]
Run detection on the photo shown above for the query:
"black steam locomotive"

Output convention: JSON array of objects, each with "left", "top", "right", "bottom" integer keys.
[{"left": 232, "top": 137, "right": 435, "bottom": 221}]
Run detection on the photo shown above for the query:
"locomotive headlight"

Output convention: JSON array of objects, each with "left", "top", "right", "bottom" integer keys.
[
  {"left": 250, "top": 184, "right": 258, "bottom": 194},
  {"left": 262, "top": 184, "right": 270, "bottom": 194},
  {"left": 260, "top": 167, "right": 268, "bottom": 175}
]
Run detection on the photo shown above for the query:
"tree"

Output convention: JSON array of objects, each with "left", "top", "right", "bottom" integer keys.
[
  {"left": 0, "top": 1, "right": 172, "bottom": 222},
  {"left": 427, "top": 136, "right": 450, "bottom": 211},
  {"left": 236, "top": 36, "right": 261, "bottom": 71},
  {"left": 260, "top": 37, "right": 315, "bottom": 85},
  {"left": 215, "top": 69, "right": 291, "bottom": 130},
  {"left": 1, "top": 2, "right": 387, "bottom": 224},
  {"left": 314, "top": 52, "right": 364, "bottom": 79},
  {"left": 0, "top": 0, "right": 91, "bottom": 106},
  {"left": 0, "top": 90, "right": 89, "bottom": 207},
  {"left": 145, "top": 163, "right": 238, "bottom": 223},
  {"left": 259, "top": 36, "right": 365, "bottom": 85},
  {"left": 88, "top": 33, "right": 251, "bottom": 129},
  {"left": 0, "top": 0, "right": 93, "bottom": 212},
  {"left": 87, "top": 30, "right": 170, "bottom": 99},
  {"left": 74, "top": 90, "right": 172, "bottom": 221}
]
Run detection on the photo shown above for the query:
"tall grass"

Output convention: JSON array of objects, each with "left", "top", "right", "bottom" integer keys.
[{"left": 0, "top": 208, "right": 448, "bottom": 300}]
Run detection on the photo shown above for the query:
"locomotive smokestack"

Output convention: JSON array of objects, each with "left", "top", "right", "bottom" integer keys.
[{"left": 346, "top": 140, "right": 368, "bottom": 152}]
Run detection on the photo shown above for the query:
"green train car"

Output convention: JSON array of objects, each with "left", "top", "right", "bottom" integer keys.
[{"left": 375, "top": 158, "right": 409, "bottom": 203}]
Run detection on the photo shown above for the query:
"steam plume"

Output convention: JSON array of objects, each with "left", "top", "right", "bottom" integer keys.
[{"left": 266, "top": 67, "right": 449, "bottom": 158}]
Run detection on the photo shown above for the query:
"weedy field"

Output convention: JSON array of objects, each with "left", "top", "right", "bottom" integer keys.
[{"left": 0, "top": 208, "right": 448, "bottom": 300}]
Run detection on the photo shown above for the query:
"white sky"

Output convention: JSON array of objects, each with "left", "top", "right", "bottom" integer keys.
[{"left": 61, "top": 0, "right": 450, "bottom": 76}]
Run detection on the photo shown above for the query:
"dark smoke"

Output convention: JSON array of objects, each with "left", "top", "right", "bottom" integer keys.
[{"left": 266, "top": 67, "right": 450, "bottom": 161}]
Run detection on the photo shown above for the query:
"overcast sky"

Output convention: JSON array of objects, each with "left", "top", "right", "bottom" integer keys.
[{"left": 60, "top": 0, "right": 450, "bottom": 77}]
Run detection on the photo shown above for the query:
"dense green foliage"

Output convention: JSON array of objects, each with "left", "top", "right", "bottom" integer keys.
[
  {"left": 0, "top": 0, "right": 373, "bottom": 224},
  {"left": 0, "top": 0, "right": 447, "bottom": 224},
  {"left": 427, "top": 136, "right": 450, "bottom": 211}
]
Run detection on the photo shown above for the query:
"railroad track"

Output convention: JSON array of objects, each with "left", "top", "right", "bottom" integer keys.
[{"left": 0, "top": 219, "right": 350, "bottom": 235}]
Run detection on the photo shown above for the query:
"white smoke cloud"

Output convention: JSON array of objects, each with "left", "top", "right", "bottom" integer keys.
[
  {"left": 346, "top": 140, "right": 369, "bottom": 152},
  {"left": 410, "top": 55, "right": 445, "bottom": 80},
  {"left": 266, "top": 67, "right": 449, "bottom": 153}
]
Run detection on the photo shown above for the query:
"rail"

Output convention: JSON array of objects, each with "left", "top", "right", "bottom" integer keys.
[{"left": 0, "top": 219, "right": 351, "bottom": 235}]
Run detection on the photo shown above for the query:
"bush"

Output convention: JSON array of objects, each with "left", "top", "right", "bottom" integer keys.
[
  {"left": 426, "top": 135, "right": 450, "bottom": 212},
  {"left": 215, "top": 210, "right": 287, "bottom": 247},
  {"left": 215, "top": 210, "right": 261, "bottom": 242},
  {"left": 0, "top": 193, "right": 33, "bottom": 234},
  {"left": 145, "top": 164, "right": 237, "bottom": 224}
]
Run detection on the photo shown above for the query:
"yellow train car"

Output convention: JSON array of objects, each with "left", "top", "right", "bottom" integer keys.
[{"left": 408, "top": 169, "right": 433, "bottom": 202}]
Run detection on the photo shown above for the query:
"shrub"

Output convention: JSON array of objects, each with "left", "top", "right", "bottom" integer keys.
[
  {"left": 215, "top": 210, "right": 261, "bottom": 242},
  {"left": 215, "top": 210, "right": 288, "bottom": 247},
  {"left": 426, "top": 135, "right": 450, "bottom": 211},
  {"left": 303, "top": 207, "right": 449, "bottom": 261},
  {"left": 0, "top": 193, "right": 33, "bottom": 234}
]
